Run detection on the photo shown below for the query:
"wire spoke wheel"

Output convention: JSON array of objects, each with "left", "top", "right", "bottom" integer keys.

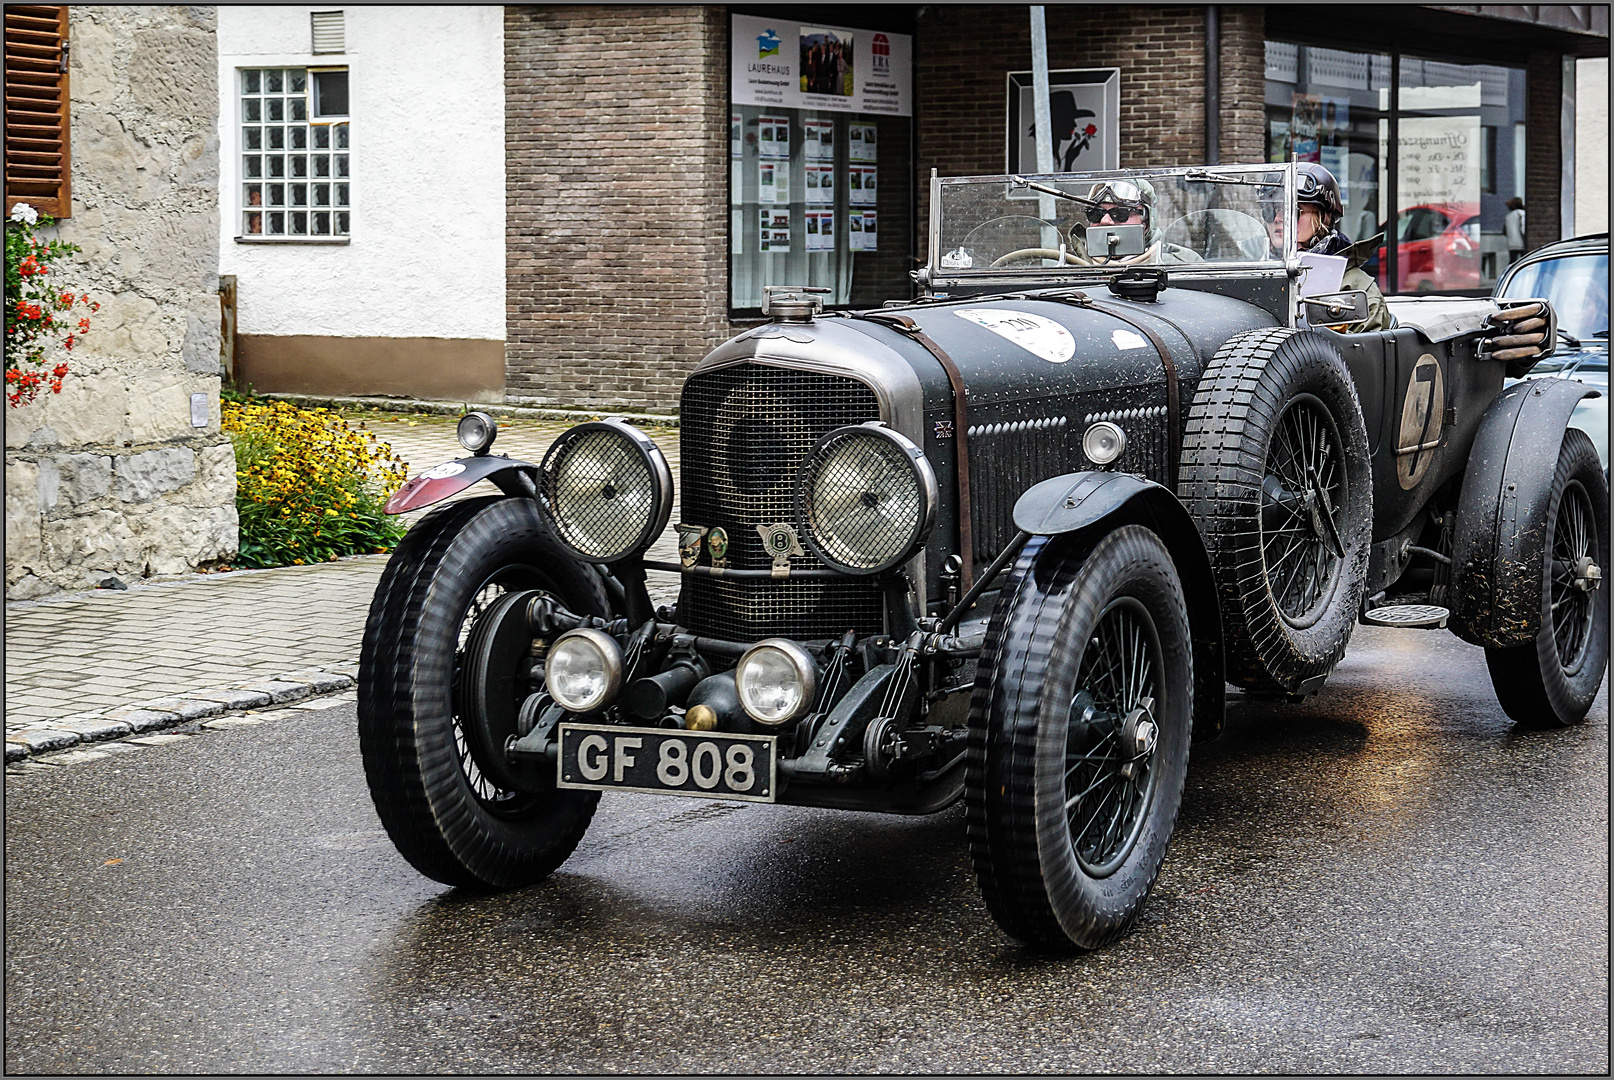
[
  {"left": 449, "top": 566, "right": 548, "bottom": 817},
  {"left": 968, "top": 526, "right": 1192, "bottom": 951},
  {"left": 1549, "top": 480, "right": 1595, "bottom": 669},
  {"left": 1261, "top": 394, "right": 1347, "bottom": 627},
  {"left": 1064, "top": 598, "right": 1161, "bottom": 876},
  {"left": 359, "top": 496, "right": 610, "bottom": 890},
  {"left": 1482, "top": 429, "right": 1609, "bottom": 729}
]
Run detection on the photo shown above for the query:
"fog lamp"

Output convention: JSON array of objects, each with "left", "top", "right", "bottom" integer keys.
[
  {"left": 457, "top": 411, "right": 498, "bottom": 455},
  {"left": 1082, "top": 421, "right": 1127, "bottom": 465},
  {"left": 544, "top": 628, "right": 624, "bottom": 713},
  {"left": 735, "top": 639, "right": 819, "bottom": 726}
]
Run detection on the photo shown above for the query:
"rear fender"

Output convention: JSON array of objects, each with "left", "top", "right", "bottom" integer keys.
[
  {"left": 384, "top": 456, "right": 539, "bottom": 515},
  {"left": 1013, "top": 472, "right": 1226, "bottom": 740},
  {"left": 1449, "top": 379, "right": 1600, "bottom": 647}
]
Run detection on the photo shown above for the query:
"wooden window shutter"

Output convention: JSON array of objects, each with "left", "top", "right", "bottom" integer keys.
[{"left": 5, "top": 4, "right": 71, "bottom": 218}]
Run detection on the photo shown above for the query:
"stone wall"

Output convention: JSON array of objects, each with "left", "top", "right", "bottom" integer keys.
[{"left": 5, "top": 6, "right": 233, "bottom": 599}]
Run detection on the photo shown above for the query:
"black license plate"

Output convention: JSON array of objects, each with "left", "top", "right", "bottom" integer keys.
[{"left": 556, "top": 724, "right": 778, "bottom": 803}]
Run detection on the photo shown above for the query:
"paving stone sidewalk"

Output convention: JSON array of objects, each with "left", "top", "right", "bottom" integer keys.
[{"left": 5, "top": 411, "right": 683, "bottom": 762}]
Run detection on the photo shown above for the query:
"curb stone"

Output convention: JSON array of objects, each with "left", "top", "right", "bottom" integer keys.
[{"left": 3, "top": 667, "right": 358, "bottom": 765}]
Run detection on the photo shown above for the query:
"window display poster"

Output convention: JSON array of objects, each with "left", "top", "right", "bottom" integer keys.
[
  {"left": 732, "top": 113, "right": 742, "bottom": 159},
  {"left": 1398, "top": 115, "right": 1481, "bottom": 207},
  {"left": 1006, "top": 69, "right": 1120, "bottom": 175},
  {"left": 805, "top": 165, "right": 834, "bottom": 205},
  {"left": 758, "top": 115, "right": 791, "bottom": 159},
  {"left": 805, "top": 210, "right": 835, "bottom": 250},
  {"left": 732, "top": 14, "right": 912, "bottom": 117},
  {"left": 849, "top": 124, "right": 877, "bottom": 162},
  {"left": 848, "top": 165, "right": 877, "bottom": 205},
  {"left": 759, "top": 209, "right": 791, "bottom": 252},
  {"left": 805, "top": 119, "right": 835, "bottom": 159},
  {"left": 758, "top": 161, "right": 790, "bottom": 203},
  {"left": 849, "top": 210, "right": 877, "bottom": 251}
]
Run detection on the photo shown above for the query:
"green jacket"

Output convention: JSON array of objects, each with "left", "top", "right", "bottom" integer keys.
[{"left": 1337, "top": 233, "right": 1392, "bottom": 332}]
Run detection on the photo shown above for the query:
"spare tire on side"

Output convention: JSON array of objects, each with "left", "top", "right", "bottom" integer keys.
[{"left": 1178, "top": 327, "right": 1372, "bottom": 692}]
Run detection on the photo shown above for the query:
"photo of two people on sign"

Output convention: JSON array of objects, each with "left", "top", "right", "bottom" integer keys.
[
  {"left": 800, "top": 28, "right": 853, "bottom": 97},
  {"left": 1030, "top": 90, "right": 1100, "bottom": 170}
]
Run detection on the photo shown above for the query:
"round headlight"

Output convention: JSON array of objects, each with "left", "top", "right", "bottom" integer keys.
[
  {"left": 457, "top": 411, "right": 498, "bottom": 455},
  {"left": 1082, "top": 421, "right": 1127, "bottom": 465},
  {"left": 543, "top": 628, "right": 623, "bottom": 713},
  {"left": 541, "top": 419, "right": 674, "bottom": 564},
  {"left": 794, "top": 423, "right": 938, "bottom": 575},
  {"left": 735, "top": 639, "right": 819, "bottom": 726}
]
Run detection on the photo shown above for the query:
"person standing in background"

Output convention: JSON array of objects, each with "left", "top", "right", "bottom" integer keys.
[{"left": 1505, "top": 197, "right": 1526, "bottom": 265}]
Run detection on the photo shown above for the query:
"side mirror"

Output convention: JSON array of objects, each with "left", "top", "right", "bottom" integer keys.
[{"left": 1302, "top": 290, "right": 1371, "bottom": 326}]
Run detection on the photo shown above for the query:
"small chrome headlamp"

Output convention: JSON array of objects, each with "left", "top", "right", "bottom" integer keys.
[
  {"left": 457, "top": 411, "right": 498, "bottom": 455},
  {"left": 541, "top": 418, "right": 674, "bottom": 564},
  {"left": 544, "top": 628, "right": 624, "bottom": 713},
  {"left": 794, "top": 423, "right": 938, "bottom": 575},
  {"left": 735, "top": 639, "right": 819, "bottom": 726},
  {"left": 1082, "top": 421, "right": 1127, "bottom": 465}
]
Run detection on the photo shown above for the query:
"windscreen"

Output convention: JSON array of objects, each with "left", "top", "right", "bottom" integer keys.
[{"left": 933, "top": 165, "right": 1293, "bottom": 275}]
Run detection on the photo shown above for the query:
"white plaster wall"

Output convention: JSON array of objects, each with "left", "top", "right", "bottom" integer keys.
[
  {"left": 217, "top": 6, "right": 504, "bottom": 339},
  {"left": 1575, "top": 57, "right": 1607, "bottom": 237}
]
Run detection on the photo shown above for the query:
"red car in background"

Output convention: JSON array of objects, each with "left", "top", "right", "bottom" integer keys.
[{"left": 1377, "top": 203, "right": 1482, "bottom": 291}]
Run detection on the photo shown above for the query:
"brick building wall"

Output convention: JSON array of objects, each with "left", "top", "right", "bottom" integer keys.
[
  {"left": 1216, "top": 6, "right": 1267, "bottom": 163},
  {"left": 1524, "top": 50, "right": 1563, "bottom": 249},
  {"left": 914, "top": 6, "right": 1265, "bottom": 223},
  {"left": 504, "top": 5, "right": 729, "bottom": 415}
]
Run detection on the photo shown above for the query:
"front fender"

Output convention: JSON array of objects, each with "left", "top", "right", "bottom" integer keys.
[
  {"left": 1449, "top": 379, "right": 1600, "bottom": 647},
  {"left": 383, "top": 455, "right": 539, "bottom": 514},
  {"left": 1013, "top": 471, "right": 1226, "bottom": 740}
]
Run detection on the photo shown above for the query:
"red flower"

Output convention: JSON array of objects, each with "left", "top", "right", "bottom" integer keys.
[
  {"left": 1084, "top": 124, "right": 1097, "bottom": 136},
  {"left": 18, "top": 256, "right": 40, "bottom": 277},
  {"left": 51, "top": 363, "right": 68, "bottom": 377},
  {"left": 77, "top": 317, "right": 90, "bottom": 332}
]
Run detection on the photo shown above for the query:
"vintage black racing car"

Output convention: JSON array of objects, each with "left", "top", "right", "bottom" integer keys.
[{"left": 359, "top": 163, "right": 1607, "bottom": 951}]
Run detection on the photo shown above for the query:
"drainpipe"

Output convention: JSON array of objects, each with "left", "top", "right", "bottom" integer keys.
[
  {"left": 1029, "top": 6, "right": 1057, "bottom": 244},
  {"left": 1205, "top": 6, "right": 1220, "bottom": 164}
]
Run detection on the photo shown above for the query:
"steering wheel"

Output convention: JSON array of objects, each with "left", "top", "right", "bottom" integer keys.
[{"left": 990, "top": 248, "right": 1092, "bottom": 269}]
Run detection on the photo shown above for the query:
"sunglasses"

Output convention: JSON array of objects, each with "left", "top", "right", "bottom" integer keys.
[
  {"left": 1086, "top": 203, "right": 1143, "bottom": 224},
  {"left": 1295, "top": 172, "right": 1326, "bottom": 200}
]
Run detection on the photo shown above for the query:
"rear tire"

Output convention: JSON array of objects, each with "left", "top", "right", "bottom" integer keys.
[
  {"left": 1485, "top": 429, "right": 1610, "bottom": 728},
  {"left": 1178, "top": 328, "right": 1372, "bottom": 691},
  {"left": 359, "top": 496, "right": 611, "bottom": 889},
  {"left": 966, "top": 526, "right": 1193, "bottom": 951}
]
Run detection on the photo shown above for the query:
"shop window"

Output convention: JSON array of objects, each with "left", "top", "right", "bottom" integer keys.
[
  {"left": 1396, "top": 56, "right": 1525, "bottom": 293},
  {"left": 238, "top": 67, "right": 351, "bottom": 241},
  {"left": 1265, "top": 41, "right": 1526, "bottom": 296},
  {"left": 1263, "top": 42, "right": 1390, "bottom": 260},
  {"left": 3, "top": 5, "right": 71, "bottom": 219},
  {"left": 729, "top": 16, "right": 913, "bottom": 314}
]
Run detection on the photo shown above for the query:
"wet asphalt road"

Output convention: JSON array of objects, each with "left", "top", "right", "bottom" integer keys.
[{"left": 5, "top": 625, "right": 1607, "bottom": 1074}]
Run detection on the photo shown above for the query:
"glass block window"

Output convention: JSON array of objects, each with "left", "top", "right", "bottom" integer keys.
[{"left": 239, "top": 67, "right": 350, "bottom": 238}]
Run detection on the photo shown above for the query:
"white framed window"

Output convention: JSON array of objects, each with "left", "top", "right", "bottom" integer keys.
[{"left": 238, "top": 66, "right": 350, "bottom": 240}]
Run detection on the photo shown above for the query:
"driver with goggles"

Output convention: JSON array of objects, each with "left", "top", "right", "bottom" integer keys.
[{"left": 1070, "top": 178, "right": 1202, "bottom": 265}]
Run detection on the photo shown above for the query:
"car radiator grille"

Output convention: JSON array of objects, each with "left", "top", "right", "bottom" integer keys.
[{"left": 678, "top": 363, "right": 884, "bottom": 642}]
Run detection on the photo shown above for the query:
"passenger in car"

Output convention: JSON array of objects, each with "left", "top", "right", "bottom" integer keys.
[{"left": 1266, "top": 162, "right": 1391, "bottom": 332}]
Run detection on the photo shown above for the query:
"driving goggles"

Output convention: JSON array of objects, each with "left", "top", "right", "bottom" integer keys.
[{"left": 1086, "top": 203, "right": 1145, "bottom": 224}]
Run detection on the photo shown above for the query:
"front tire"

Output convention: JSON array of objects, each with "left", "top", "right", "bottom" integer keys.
[
  {"left": 966, "top": 526, "right": 1193, "bottom": 951},
  {"left": 1485, "top": 429, "right": 1610, "bottom": 728},
  {"left": 359, "top": 496, "right": 611, "bottom": 889}
]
